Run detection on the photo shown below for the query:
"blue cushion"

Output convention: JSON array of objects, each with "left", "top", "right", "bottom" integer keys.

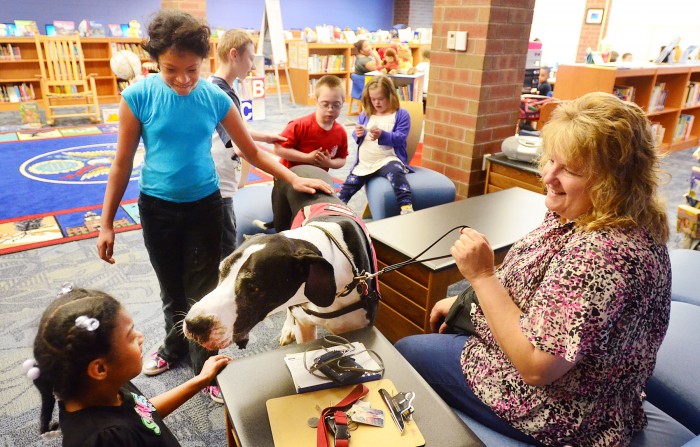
[
  {"left": 669, "top": 249, "right": 700, "bottom": 306},
  {"left": 452, "top": 409, "right": 533, "bottom": 446},
  {"left": 233, "top": 184, "right": 275, "bottom": 246},
  {"left": 454, "top": 401, "right": 694, "bottom": 446},
  {"left": 645, "top": 301, "right": 700, "bottom": 434},
  {"left": 350, "top": 73, "right": 365, "bottom": 100},
  {"left": 365, "top": 166, "right": 456, "bottom": 219}
]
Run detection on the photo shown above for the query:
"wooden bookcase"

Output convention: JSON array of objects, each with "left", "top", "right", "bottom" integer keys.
[
  {"left": 286, "top": 42, "right": 428, "bottom": 106},
  {"left": 0, "top": 36, "right": 149, "bottom": 111},
  {"left": 555, "top": 64, "right": 700, "bottom": 153},
  {"left": 0, "top": 36, "right": 289, "bottom": 112}
]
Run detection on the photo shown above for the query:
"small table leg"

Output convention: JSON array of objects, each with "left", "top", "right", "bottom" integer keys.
[{"left": 225, "top": 407, "right": 241, "bottom": 447}]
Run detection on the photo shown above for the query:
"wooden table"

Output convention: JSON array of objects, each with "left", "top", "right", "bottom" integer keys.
[
  {"left": 365, "top": 187, "right": 547, "bottom": 343},
  {"left": 218, "top": 326, "right": 485, "bottom": 447},
  {"left": 484, "top": 152, "right": 544, "bottom": 195}
]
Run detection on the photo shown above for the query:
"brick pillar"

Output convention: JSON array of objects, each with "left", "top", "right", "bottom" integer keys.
[
  {"left": 394, "top": 0, "right": 435, "bottom": 29},
  {"left": 575, "top": 0, "right": 609, "bottom": 63},
  {"left": 161, "top": 0, "right": 207, "bottom": 20},
  {"left": 394, "top": 0, "right": 410, "bottom": 27},
  {"left": 425, "top": 0, "right": 535, "bottom": 198}
]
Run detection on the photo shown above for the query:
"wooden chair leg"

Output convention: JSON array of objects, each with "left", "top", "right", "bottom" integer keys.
[
  {"left": 347, "top": 97, "right": 362, "bottom": 116},
  {"left": 88, "top": 77, "right": 101, "bottom": 123}
]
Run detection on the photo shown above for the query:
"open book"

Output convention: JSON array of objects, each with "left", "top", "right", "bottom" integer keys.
[{"left": 284, "top": 342, "right": 382, "bottom": 393}]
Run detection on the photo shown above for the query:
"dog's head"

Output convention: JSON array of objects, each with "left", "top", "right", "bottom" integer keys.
[{"left": 183, "top": 233, "right": 336, "bottom": 350}]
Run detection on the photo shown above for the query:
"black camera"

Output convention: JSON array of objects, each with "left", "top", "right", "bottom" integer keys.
[{"left": 313, "top": 351, "right": 364, "bottom": 385}]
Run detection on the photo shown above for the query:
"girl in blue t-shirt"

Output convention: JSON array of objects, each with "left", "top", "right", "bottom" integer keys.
[{"left": 96, "top": 10, "right": 332, "bottom": 403}]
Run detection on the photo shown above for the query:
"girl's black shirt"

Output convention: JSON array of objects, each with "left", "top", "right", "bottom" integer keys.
[{"left": 59, "top": 382, "right": 180, "bottom": 447}]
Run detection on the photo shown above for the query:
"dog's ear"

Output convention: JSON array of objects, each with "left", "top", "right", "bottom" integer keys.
[{"left": 296, "top": 250, "right": 336, "bottom": 308}]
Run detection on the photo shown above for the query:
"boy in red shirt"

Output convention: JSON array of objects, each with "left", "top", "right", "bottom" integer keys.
[{"left": 274, "top": 75, "right": 348, "bottom": 170}]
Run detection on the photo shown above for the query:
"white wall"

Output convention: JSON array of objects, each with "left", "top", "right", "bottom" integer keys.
[
  {"left": 530, "top": 0, "right": 700, "bottom": 67},
  {"left": 530, "top": 0, "right": 586, "bottom": 68},
  {"left": 605, "top": 0, "right": 700, "bottom": 62}
]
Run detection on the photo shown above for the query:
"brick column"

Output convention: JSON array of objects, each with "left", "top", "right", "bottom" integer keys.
[
  {"left": 161, "top": 0, "right": 207, "bottom": 20},
  {"left": 425, "top": 0, "right": 535, "bottom": 198},
  {"left": 394, "top": 1, "right": 410, "bottom": 27},
  {"left": 575, "top": 0, "right": 609, "bottom": 63}
]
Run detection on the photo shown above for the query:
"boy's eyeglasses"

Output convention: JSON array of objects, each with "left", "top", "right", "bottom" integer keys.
[{"left": 318, "top": 102, "right": 343, "bottom": 111}]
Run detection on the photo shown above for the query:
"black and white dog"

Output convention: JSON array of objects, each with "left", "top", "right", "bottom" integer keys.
[{"left": 183, "top": 165, "right": 378, "bottom": 350}]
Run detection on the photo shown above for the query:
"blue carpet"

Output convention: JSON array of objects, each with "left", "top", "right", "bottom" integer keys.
[{"left": 0, "top": 133, "right": 141, "bottom": 220}]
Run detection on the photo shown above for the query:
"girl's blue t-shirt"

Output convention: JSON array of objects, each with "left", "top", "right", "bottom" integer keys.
[{"left": 122, "top": 75, "right": 232, "bottom": 202}]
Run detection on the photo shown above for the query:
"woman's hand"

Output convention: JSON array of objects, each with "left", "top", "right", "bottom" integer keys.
[
  {"left": 355, "top": 124, "right": 366, "bottom": 138},
  {"left": 429, "top": 296, "right": 458, "bottom": 333},
  {"left": 197, "top": 354, "right": 232, "bottom": 382},
  {"left": 450, "top": 228, "right": 495, "bottom": 286},
  {"left": 96, "top": 227, "right": 116, "bottom": 264}
]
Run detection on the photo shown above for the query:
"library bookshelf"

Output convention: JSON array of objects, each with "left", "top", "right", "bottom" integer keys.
[
  {"left": 286, "top": 42, "right": 428, "bottom": 106},
  {"left": 0, "top": 36, "right": 149, "bottom": 111},
  {"left": 555, "top": 64, "right": 700, "bottom": 153},
  {"left": 0, "top": 36, "right": 287, "bottom": 112}
]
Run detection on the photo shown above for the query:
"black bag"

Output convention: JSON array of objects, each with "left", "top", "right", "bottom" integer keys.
[{"left": 443, "top": 285, "right": 480, "bottom": 336}]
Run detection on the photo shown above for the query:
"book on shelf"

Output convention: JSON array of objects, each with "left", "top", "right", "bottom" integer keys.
[
  {"left": 14, "top": 20, "right": 38, "bottom": 37},
  {"left": 4, "top": 24, "right": 17, "bottom": 37},
  {"left": 0, "top": 43, "right": 21, "bottom": 60},
  {"left": 673, "top": 114, "right": 695, "bottom": 143},
  {"left": 284, "top": 342, "right": 382, "bottom": 393},
  {"left": 307, "top": 54, "right": 346, "bottom": 73},
  {"left": 677, "top": 204, "right": 700, "bottom": 238},
  {"left": 53, "top": 20, "right": 76, "bottom": 36},
  {"left": 690, "top": 166, "right": 700, "bottom": 200},
  {"left": 685, "top": 82, "right": 700, "bottom": 107},
  {"left": 648, "top": 83, "right": 668, "bottom": 113},
  {"left": 108, "top": 24, "right": 122, "bottom": 37},
  {"left": 89, "top": 21, "right": 106, "bottom": 37},
  {"left": 650, "top": 122, "right": 666, "bottom": 147},
  {"left": 613, "top": 85, "right": 636, "bottom": 102},
  {"left": 0, "top": 83, "right": 34, "bottom": 103},
  {"left": 0, "top": 24, "right": 8, "bottom": 37}
]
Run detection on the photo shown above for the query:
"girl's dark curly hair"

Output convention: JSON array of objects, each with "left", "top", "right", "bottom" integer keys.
[
  {"left": 142, "top": 10, "right": 211, "bottom": 61},
  {"left": 33, "top": 287, "right": 122, "bottom": 401}
]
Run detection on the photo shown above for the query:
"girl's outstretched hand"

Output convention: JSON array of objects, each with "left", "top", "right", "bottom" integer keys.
[
  {"left": 291, "top": 177, "right": 334, "bottom": 195},
  {"left": 198, "top": 354, "right": 232, "bottom": 382}
]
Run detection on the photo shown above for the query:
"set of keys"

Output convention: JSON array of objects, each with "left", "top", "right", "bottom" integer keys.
[{"left": 307, "top": 388, "right": 416, "bottom": 435}]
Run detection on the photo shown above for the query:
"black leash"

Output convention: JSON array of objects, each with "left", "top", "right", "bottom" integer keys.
[{"left": 362, "top": 225, "right": 470, "bottom": 280}]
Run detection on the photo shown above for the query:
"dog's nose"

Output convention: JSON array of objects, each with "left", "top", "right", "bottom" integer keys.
[{"left": 184, "top": 317, "right": 214, "bottom": 341}]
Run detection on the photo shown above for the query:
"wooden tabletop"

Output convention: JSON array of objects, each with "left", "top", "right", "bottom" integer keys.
[{"left": 366, "top": 187, "right": 548, "bottom": 271}]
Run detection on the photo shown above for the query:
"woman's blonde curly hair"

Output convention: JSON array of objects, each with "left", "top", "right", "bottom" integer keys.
[{"left": 538, "top": 92, "right": 669, "bottom": 243}]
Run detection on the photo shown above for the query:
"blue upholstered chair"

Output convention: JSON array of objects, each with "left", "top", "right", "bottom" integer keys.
[
  {"left": 348, "top": 73, "right": 364, "bottom": 116},
  {"left": 363, "top": 100, "right": 456, "bottom": 219},
  {"left": 232, "top": 162, "right": 275, "bottom": 246},
  {"left": 644, "top": 249, "right": 700, "bottom": 435}
]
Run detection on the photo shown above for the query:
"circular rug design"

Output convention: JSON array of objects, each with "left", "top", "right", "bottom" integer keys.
[{"left": 19, "top": 142, "right": 145, "bottom": 184}]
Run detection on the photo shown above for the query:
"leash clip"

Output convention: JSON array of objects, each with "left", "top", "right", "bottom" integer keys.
[{"left": 379, "top": 388, "right": 415, "bottom": 433}]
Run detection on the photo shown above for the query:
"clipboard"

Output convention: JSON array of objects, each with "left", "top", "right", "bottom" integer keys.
[{"left": 266, "top": 379, "right": 425, "bottom": 447}]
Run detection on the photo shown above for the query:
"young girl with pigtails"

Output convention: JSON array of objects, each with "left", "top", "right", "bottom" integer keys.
[{"left": 24, "top": 284, "right": 230, "bottom": 446}]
